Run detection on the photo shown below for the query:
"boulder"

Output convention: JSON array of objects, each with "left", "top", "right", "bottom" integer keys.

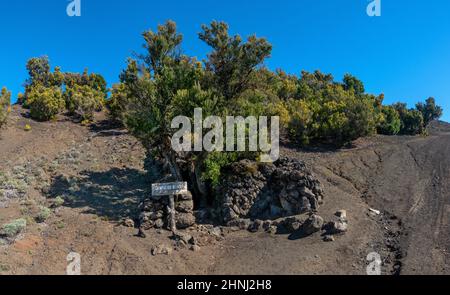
[
  {"left": 301, "top": 215, "right": 324, "bottom": 236},
  {"left": 335, "top": 210, "right": 347, "bottom": 220},
  {"left": 327, "top": 220, "right": 348, "bottom": 234},
  {"left": 176, "top": 213, "right": 196, "bottom": 229}
]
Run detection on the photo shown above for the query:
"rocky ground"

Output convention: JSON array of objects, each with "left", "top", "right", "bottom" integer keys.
[{"left": 0, "top": 105, "right": 448, "bottom": 275}]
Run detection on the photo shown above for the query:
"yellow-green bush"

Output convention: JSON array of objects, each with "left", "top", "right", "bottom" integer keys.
[
  {"left": 27, "top": 85, "right": 65, "bottom": 121},
  {"left": 106, "top": 83, "right": 130, "bottom": 124},
  {"left": 378, "top": 105, "right": 401, "bottom": 135},
  {"left": 0, "top": 87, "right": 11, "bottom": 129},
  {"left": 65, "top": 85, "right": 104, "bottom": 120}
]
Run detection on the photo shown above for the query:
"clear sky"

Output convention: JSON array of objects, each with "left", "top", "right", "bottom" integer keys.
[{"left": 1, "top": 0, "right": 449, "bottom": 122}]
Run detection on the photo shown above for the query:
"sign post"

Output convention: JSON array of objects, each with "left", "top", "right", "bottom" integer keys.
[{"left": 152, "top": 182, "right": 188, "bottom": 232}]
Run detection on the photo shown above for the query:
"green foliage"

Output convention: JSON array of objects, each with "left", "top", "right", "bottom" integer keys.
[
  {"left": 343, "top": 73, "right": 365, "bottom": 95},
  {"left": 286, "top": 71, "right": 378, "bottom": 146},
  {"left": 0, "top": 87, "right": 11, "bottom": 129},
  {"left": 378, "top": 105, "right": 401, "bottom": 135},
  {"left": 28, "top": 85, "right": 65, "bottom": 121},
  {"left": 22, "top": 57, "right": 107, "bottom": 123},
  {"left": 65, "top": 84, "right": 104, "bottom": 120},
  {"left": 202, "top": 152, "right": 239, "bottom": 186},
  {"left": 64, "top": 69, "right": 108, "bottom": 97},
  {"left": 416, "top": 97, "right": 443, "bottom": 126},
  {"left": 393, "top": 103, "right": 425, "bottom": 135},
  {"left": 35, "top": 206, "right": 51, "bottom": 223},
  {"left": 106, "top": 83, "right": 132, "bottom": 124},
  {"left": 199, "top": 21, "right": 272, "bottom": 105},
  {"left": 0, "top": 219, "right": 27, "bottom": 238},
  {"left": 53, "top": 196, "right": 65, "bottom": 207},
  {"left": 26, "top": 56, "right": 51, "bottom": 87}
]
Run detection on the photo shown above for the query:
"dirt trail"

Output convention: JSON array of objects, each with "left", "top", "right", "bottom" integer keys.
[{"left": 0, "top": 106, "right": 449, "bottom": 275}]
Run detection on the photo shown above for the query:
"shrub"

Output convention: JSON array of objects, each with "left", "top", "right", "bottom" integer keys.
[
  {"left": 416, "top": 97, "right": 443, "bottom": 126},
  {"left": 107, "top": 83, "right": 130, "bottom": 124},
  {"left": 287, "top": 77, "right": 378, "bottom": 146},
  {"left": 65, "top": 85, "right": 104, "bottom": 120},
  {"left": 28, "top": 85, "right": 65, "bottom": 121},
  {"left": 24, "top": 124, "right": 32, "bottom": 131},
  {"left": 0, "top": 219, "right": 27, "bottom": 238},
  {"left": 53, "top": 196, "right": 65, "bottom": 207},
  {"left": 0, "top": 87, "right": 11, "bottom": 129},
  {"left": 378, "top": 105, "right": 401, "bottom": 135},
  {"left": 286, "top": 99, "right": 313, "bottom": 145},
  {"left": 393, "top": 103, "right": 425, "bottom": 135},
  {"left": 401, "top": 109, "right": 425, "bottom": 135},
  {"left": 35, "top": 206, "right": 51, "bottom": 223}
]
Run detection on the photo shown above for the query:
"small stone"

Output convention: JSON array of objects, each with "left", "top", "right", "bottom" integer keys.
[
  {"left": 154, "top": 219, "right": 164, "bottom": 229},
  {"left": 328, "top": 220, "right": 348, "bottom": 234},
  {"left": 262, "top": 220, "right": 273, "bottom": 231},
  {"left": 123, "top": 218, "right": 135, "bottom": 228},
  {"left": 248, "top": 220, "right": 263, "bottom": 233},
  {"left": 190, "top": 245, "right": 201, "bottom": 252},
  {"left": 238, "top": 219, "right": 252, "bottom": 230},
  {"left": 151, "top": 245, "right": 172, "bottom": 256},
  {"left": 267, "top": 226, "right": 278, "bottom": 235},
  {"left": 209, "top": 227, "right": 222, "bottom": 238},
  {"left": 335, "top": 210, "right": 347, "bottom": 220},
  {"left": 323, "top": 235, "right": 335, "bottom": 242},
  {"left": 173, "top": 231, "right": 193, "bottom": 245},
  {"left": 369, "top": 208, "right": 381, "bottom": 215}
]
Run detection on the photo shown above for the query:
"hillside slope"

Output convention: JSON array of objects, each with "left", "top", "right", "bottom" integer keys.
[{"left": 0, "top": 106, "right": 448, "bottom": 275}]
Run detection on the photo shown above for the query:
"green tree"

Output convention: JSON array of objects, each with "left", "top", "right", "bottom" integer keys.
[
  {"left": 25, "top": 56, "right": 51, "bottom": 87},
  {"left": 378, "top": 105, "right": 401, "bottom": 135},
  {"left": 343, "top": 73, "right": 365, "bottom": 95},
  {"left": 416, "top": 97, "right": 443, "bottom": 126},
  {"left": 393, "top": 103, "right": 425, "bottom": 135},
  {"left": 122, "top": 20, "right": 272, "bottom": 203}
]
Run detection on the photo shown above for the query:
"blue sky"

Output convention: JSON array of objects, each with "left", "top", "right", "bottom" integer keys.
[{"left": 1, "top": 0, "right": 449, "bottom": 122}]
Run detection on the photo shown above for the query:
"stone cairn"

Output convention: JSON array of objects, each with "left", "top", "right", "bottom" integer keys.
[
  {"left": 218, "top": 157, "right": 325, "bottom": 226},
  {"left": 139, "top": 191, "right": 196, "bottom": 230}
]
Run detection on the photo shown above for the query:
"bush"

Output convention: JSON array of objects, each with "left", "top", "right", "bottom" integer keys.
[
  {"left": 53, "top": 196, "right": 65, "bottom": 207},
  {"left": 416, "top": 97, "right": 443, "bottom": 126},
  {"left": 107, "top": 83, "right": 130, "bottom": 124},
  {"left": 0, "top": 219, "right": 27, "bottom": 238},
  {"left": 393, "top": 103, "right": 425, "bottom": 135},
  {"left": 378, "top": 105, "right": 401, "bottom": 135},
  {"left": 401, "top": 110, "right": 425, "bottom": 135},
  {"left": 35, "top": 206, "right": 51, "bottom": 223},
  {"left": 287, "top": 99, "right": 313, "bottom": 145},
  {"left": 286, "top": 76, "right": 378, "bottom": 146},
  {"left": 0, "top": 87, "right": 11, "bottom": 129},
  {"left": 65, "top": 85, "right": 104, "bottom": 120},
  {"left": 28, "top": 85, "right": 65, "bottom": 121}
]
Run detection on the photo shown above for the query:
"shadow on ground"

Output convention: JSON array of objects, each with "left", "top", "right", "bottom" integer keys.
[{"left": 49, "top": 167, "right": 149, "bottom": 221}]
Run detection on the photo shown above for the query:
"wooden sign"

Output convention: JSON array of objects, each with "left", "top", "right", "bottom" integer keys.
[{"left": 152, "top": 182, "right": 188, "bottom": 197}]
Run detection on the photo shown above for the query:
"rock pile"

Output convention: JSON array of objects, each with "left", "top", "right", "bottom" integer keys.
[
  {"left": 139, "top": 191, "right": 196, "bottom": 230},
  {"left": 219, "top": 157, "right": 325, "bottom": 225}
]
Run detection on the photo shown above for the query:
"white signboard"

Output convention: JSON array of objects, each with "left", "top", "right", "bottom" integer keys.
[{"left": 152, "top": 182, "right": 188, "bottom": 197}]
